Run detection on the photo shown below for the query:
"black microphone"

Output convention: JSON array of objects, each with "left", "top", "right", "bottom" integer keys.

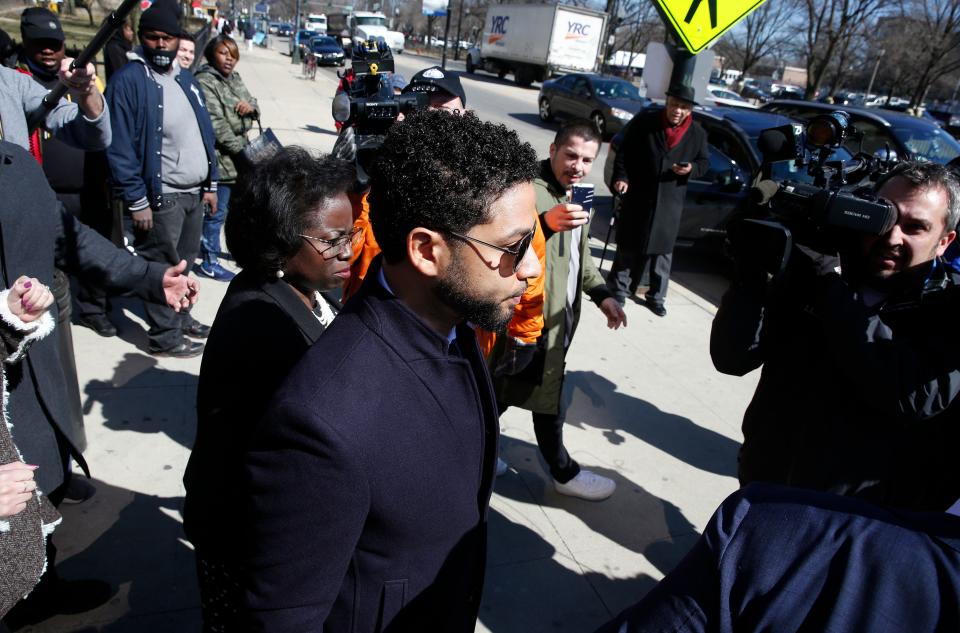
[{"left": 758, "top": 129, "right": 788, "bottom": 158}]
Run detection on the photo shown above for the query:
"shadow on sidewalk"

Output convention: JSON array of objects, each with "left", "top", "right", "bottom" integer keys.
[
  {"left": 498, "top": 436, "right": 699, "bottom": 568},
  {"left": 479, "top": 506, "right": 658, "bottom": 633},
  {"left": 11, "top": 479, "right": 198, "bottom": 632},
  {"left": 562, "top": 371, "right": 739, "bottom": 478},
  {"left": 82, "top": 353, "right": 198, "bottom": 451}
]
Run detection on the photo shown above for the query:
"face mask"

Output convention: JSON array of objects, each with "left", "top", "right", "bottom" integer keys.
[{"left": 143, "top": 45, "right": 176, "bottom": 70}]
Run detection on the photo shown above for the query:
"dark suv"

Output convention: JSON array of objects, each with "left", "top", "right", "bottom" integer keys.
[
  {"left": 761, "top": 100, "right": 960, "bottom": 164},
  {"left": 604, "top": 105, "right": 853, "bottom": 246}
]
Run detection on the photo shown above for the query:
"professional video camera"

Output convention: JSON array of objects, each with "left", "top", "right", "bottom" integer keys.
[
  {"left": 733, "top": 111, "right": 901, "bottom": 276},
  {"left": 331, "top": 39, "right": 428, "bottom": 180}
]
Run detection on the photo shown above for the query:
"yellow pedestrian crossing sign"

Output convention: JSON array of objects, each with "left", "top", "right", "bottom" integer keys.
[{"left": 653, "top": 0, "right": 768, "bottom": 53}]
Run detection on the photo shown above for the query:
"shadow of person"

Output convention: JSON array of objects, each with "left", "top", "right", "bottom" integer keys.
[
  {"left": 496, "top": 437, "right": 700, "bottom": 581},
  {"left": 9, "top": 478, "right": 200, "bottom": 632},
  {"left": 561, "top": 370, "right": 740, "bottom": 478},
  {"left": 82, "top": 353, "right": 199, "bottom": 450},
  {"left": 480, "top": 507, "right": 658, "bottom": 633}
]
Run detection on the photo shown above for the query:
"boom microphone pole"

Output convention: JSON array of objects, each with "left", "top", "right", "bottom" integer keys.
[{"left": 26, "top": 0, "right": 140, "bottom": 133}]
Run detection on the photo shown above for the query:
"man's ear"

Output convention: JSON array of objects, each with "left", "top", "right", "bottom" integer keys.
[
  {"left": 406, "top": 227, "right": 446, "bottom": 279},
  {"left": 937, "top": 229, "right": 957, "bottom": 257}
]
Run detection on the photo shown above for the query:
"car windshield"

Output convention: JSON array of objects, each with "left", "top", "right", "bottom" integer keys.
[
  {"left": 313, "top": 37, "right": 337, "bottom": 46},
  {"left": 591, "top": 79, "right": 641, "bottom": 100},
  {"left": 889, "top": 121, "right": 960, "bottom": 163},
  {"left": 355, "top": 16, "right": 386, "bottom": 26}
]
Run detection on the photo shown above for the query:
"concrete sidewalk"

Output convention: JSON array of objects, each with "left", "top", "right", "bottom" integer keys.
[{"left": 15, "top": 43, "right": 758, "bottom": 633}]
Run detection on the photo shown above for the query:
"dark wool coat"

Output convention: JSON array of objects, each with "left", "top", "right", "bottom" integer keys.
[
  {"left": 242, "top": 260, "right": 499, "bottom": 632},
  {"left": 596, "top": 484, "right": 960, "bottom": 633},
  {"left": 0, "top": 140, "right": 166, "bottom": 494},
  {"left": 0, "top": 298, "right": 60, "bottom": 618},
  {"left": 184, "top": 270, "right": 335, "bottom": 558},
  {"left": 612, "top": 109, "right": 710, "bottom": 254}
]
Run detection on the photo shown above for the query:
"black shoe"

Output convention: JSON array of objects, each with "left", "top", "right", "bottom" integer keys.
[
  {"left": 183, "top": 321, "right": 211, "bottom": 339},
  {"left": 61, "top": 476, "right": 97, "bottom": 505},
  {"left": 644, "top": 299, "right": 667, "bottom": 317},
  {"left": 75, "top": 313, "right": 117, "bottom": 337},
  {"left": 150, "top": 340, "right": 204, "bottom": 358}
]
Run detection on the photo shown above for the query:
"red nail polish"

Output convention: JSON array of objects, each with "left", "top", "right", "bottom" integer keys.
[{"left": 24, "top": 281, "right": 32, "bottom": 289}]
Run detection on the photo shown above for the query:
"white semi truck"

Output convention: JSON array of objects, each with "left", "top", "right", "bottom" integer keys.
[
  {"left": 466, "top": 4, "right": 608, "bottom": 87},
  {"left": 347, "top": 11, "right": 405, "bottom": 55}
]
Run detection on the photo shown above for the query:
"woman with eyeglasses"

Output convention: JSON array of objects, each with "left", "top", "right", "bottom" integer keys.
[{"left": 183, "top": 147, "right": 358, "bottom": 632}]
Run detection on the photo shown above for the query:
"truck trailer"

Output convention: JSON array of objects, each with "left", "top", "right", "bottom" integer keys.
[{"left": 466, "top": 4, "right": 608, "bottom": 87}]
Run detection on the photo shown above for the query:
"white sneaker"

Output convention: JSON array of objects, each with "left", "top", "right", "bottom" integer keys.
[
  {"left": 495, "top": 457, "right": 508, "bottom": 477},
  {"left": 554, "top": 470, "right": 615, "bottom": 501}
]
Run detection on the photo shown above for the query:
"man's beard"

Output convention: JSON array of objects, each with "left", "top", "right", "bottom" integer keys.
[{"left": 435, "top": 255, "right": 521, "bottom": 333}]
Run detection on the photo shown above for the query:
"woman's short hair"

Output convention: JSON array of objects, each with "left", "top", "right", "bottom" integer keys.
[
  {"left": 225, "top": 147, "right": 356, "bottom": 276},
  {"left": 204, "top": 34, "right": 239, "bottom": 64}
]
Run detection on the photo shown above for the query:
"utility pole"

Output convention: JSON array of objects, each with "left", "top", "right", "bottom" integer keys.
[
  {"left": 454, "top": 0, "right": 466, "bottom": 62},
  {"left": 440, "top": 3, "right": 452, "bottom": 69},
  {"left": 865, "top": 49, "right": 885, "bottom": 99},
  {"left": 291, "top": 0, "right": 302, "bottom": 64}
]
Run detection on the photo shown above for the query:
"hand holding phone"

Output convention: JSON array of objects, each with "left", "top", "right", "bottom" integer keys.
[{"left": 570, "top": 183, "right": 595, "bottom": 216}]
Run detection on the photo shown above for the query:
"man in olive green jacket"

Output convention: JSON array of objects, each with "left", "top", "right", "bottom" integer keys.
[
  {"left": 195, "top": 35, "right": 259, "bottom": 281},
  {"left": 491, "top": 120, "right": 627, "bottom": 501}
]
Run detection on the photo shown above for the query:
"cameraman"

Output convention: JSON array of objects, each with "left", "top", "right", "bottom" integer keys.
[{"left": 712, "top": 161, "right": 960, "bottom": 511}]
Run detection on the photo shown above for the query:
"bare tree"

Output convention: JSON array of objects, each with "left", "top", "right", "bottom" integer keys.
[
  {"left": 715, "top": 0, "right": 800, "bottom": 79},
  {"left": 797, "top": 0, "right": 886, "bottom": 99},
  {"left": 898, "top": 0, "right": 960, "bottom": 106}
]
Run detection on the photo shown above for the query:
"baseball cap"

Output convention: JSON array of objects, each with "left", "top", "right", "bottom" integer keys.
[
  {"left": 402, "top": 66, "right": 466, "bottom": 107},
  {"left": 20, "top": 8, "right": 65, "bottom": 43}
]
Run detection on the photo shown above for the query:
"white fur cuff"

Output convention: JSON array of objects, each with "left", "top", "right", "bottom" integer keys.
[{"left": 0, "top": 289, "right": 55, "bottom": 364}]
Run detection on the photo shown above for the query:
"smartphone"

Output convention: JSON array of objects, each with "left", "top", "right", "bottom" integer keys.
[{"left": 570, "top": 183, "right": 595, "bottom": 216}]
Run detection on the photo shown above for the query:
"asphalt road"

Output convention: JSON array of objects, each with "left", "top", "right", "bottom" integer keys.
[{"left": 305, "top": 46, "right": 733, "bottom": 306}]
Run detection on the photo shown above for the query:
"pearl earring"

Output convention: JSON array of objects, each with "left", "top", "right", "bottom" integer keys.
[{"left": 276, "top": 269, "right": 285, "bottom": 279}]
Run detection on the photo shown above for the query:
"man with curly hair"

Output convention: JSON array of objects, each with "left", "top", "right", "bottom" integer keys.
[{"left": 242, "top": 110, "right": 541, "bottom": 632}]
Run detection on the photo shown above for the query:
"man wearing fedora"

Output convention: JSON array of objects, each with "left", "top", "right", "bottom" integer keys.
[{"left": 607, "top": 84, "right": 709, "bottom": 316}]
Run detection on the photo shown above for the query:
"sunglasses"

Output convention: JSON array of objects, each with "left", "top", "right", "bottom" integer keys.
[
  {"left": 299, "top": 226, "right": 364, "bottom": 260},
  {"left": 448, "top": 222, "right": 536, "bottom": 273}
]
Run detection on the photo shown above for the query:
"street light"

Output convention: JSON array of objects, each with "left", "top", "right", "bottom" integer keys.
[{"left": 865, "top": 49, "right": 885, "bottom": 101}]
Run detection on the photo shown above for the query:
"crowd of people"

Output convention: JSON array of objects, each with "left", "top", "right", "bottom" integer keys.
[{"left": 1, "top": 2, "right": 960, "bottom": 632}]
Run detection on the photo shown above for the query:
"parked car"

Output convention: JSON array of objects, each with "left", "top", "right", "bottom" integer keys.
[
  {"left": 289, "top": 29, "right": 314, "bottom": 56},
  {"left": 277, "top": 23, "right": 293, "bottom": 37},
  {"left": 771, "top": 85, "right": 805, "bottom": 100},
  {"left": 761, "top": 100, "right": 960, "bottom": 164},
  {"left": 538, "top": 73, "right": 650, "bottom": 138},
  {"left": 268, "top": 22, "right": 281, "bottom": 34},
  {"left": 706, "top": 84, "right": 756, "bottom": 109},
  {"left": 604, "top": 106, "right": 854, "bottom": 247},
  {"left": 309, "top": 36, "right": 345, "bottom": 66},
  {"left": 740, "top": 84, "right": 772, "bottom": 103}
]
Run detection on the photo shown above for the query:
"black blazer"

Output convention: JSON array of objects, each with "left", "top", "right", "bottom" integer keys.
[
  {"left": 184, "top": 269, "right": 336, "bottom": 555},
  {"left": 0, "top": 141, "right": 165, "bottom": 493},
  {"left": 242, "top": 261, "right": 499, "bottom": 632}
]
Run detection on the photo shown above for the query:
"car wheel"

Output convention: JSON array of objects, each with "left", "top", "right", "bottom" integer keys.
[
  {"left": 538, "top": 98, "right": 554, "bottom": 122},
  {"left": 497, "top": 67, "right": 507, "bottom": 79},
  {"left": 591, "top": 112, "right": 607, "bottom": 138},
  {"left": 465, "top": 55, "right": 475, "bottom": 74}
]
